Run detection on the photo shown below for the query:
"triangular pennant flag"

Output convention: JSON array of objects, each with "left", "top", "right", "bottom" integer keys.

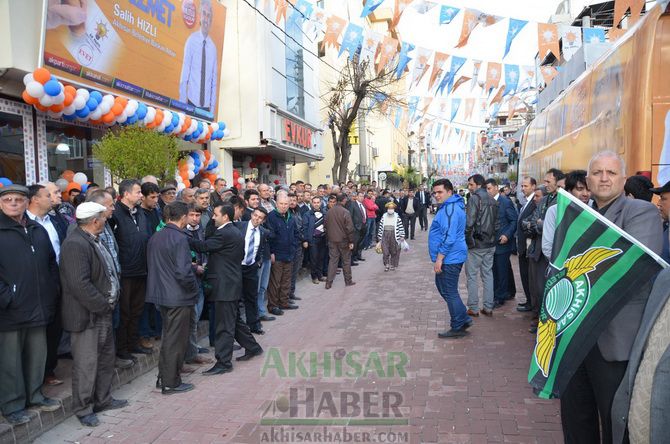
[
  {"left": 456, "top": 9, "right": 480, "bottom": 48},
  {"left": 519, "top": 65, "right": 536, "bottom": 90},
  {"left": 439, "top": 5, "right": 460, "bottom": 25},
  {"left": 471, "top": 60, "right": 482, "bottom": 91},
  {"left": 559, "top": 25, "right": 583, "bottom": 61},
  {"left": 628, "top": 0, "right": 645, "bottom": 25},
  {"left": 413, "top": 0, "right": 438, "bottom": 14},
  {"left": 538, "top": 23, "right": 561, "bottom": 60},
  {"left": 507, "top": 96, "right": 519, "bottom": 120},
  {"left": 583, "top": 27, "right": 606, "bottom": 44},
  {"left": 421, "top": 97, "right": 434, "bottom": 116},
  {"left": 395, "top": 41, "right": 415, "bottom": 79},
  {"left": 392, "top": 0, "right": 413, "bottom": 27},
  {"left": 484, "top": 62, "right": 502, "bottom": 96},
  {"left": 411, "top": 47, "right": 433, "bottom": 86},
  {"left": 306, "top": 6, "right": 327, "bottom": 41},
  {"left": 359, "top": 30, "right": 383, "bottom": 66},
  {"left": 450, "top": 98, "right": 462, "bottom": 121},
  {"left": 446, "top": 56, "right": 467, "bottom": 93},
  {"left": 607, "top": 26, "right": 626, "bottom": 41},
  {"left": 339, "top": 23, "right": 364, "bottom": 60},
  {"left": 529, "top": 189, "right": 666, "bottom": 399},
  {"left": 476, "top": 10, "right": 502, "bottom": 27},
  {"left": 287, "top": 0, "right": 313, "bottom": 28},
  {"left": 451, "top": 76, "right": 471, "bottom": 93},
  {"left": 489, "top": 85, "right": 505, "bottom": 107},
  {"left": 361, "top": 0, "right": 386, "bottom": 18},
  {"left": 274, "top": 0, "right": 288, "bottom": 24},
  {"left": 541, "top": 66, "right": 559, "bottom": 85},
  {"left": 394, "top": 106, "right": 402, "bottom": 128},
  {"left": 428, "top": 52, "right": 449, "bottom": 90},
  {"left": 408, "top": 96, "right": 420, "bottom": 121},
  {"left": 503, "top": 64, "right": 520, "bottom": 97},
  {"left": 464, "top": 98, "right": 475, "bottom": 120},
  {"left": 504, "top": 18, "right": 528, "bottom": 58},
  {"left": 322, "top": 15, "right": 347, "bottom": 50},
  {"left": 376, "top": 36, "right": 399, "bottom": 74}
]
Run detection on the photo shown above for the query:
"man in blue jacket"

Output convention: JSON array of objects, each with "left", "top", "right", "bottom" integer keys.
[
  {"left": 429, "top": 179, "right": 472, "bottom": 339},
  {"left": 485, "top": 179, "right": 518, "bottom": 308}
]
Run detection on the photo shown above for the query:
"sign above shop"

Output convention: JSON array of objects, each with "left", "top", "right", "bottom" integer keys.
[
  {"left": 41, "top": 0, "right": 226, "bottom": 122},
  {"left": 282, "top": 118, "right": 313, "bottom": 150}
]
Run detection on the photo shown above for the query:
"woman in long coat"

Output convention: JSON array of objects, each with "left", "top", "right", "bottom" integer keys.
[{"left": 376, "top": 201, "right": 405, "bottom": 271}]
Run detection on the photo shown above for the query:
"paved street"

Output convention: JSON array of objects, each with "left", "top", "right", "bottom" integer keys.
[{"left": 38, "top": 223, "right": 561, "bottom": 444}]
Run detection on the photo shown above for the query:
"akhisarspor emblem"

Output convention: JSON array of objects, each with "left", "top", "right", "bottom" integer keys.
[{"left": 534, "top": 247, "right": 622, "bottom": 377}]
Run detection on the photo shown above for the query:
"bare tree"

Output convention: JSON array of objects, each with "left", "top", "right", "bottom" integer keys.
[{"left": 325, "top": 57, "right": 404, "bottom": 184}]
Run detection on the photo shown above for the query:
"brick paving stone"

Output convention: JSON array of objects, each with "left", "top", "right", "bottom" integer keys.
[{"left": 36, "top": 222, "right": 561, "bottom": 443}]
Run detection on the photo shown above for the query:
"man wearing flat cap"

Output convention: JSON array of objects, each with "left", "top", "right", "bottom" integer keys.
[
  {"left": 60, "top": 202, "right": 128, "bottom": 427},
  {"left": 650, "top": 181, "right": 670, "bottom": 263},
  {"left": 0, "top": 185, "right": 61, "bottom": 425}
]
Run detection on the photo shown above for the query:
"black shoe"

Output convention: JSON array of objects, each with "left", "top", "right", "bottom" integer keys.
[
  {"left": 4, "top": 410, "right": 31, "bottom": 425},
  {"left": 233, "top": 344, "right": 242, "bottom": 351},
  {"left": 236, "top": 348, "right": 263, "bottom": 361},
  {"left": 202, "top": 364, "right": 233, "bottom": 376},
  {"left": 269, "top": 307, "right": 284, "bottom": 316},
  {"left": 493, "top": 300, "right": 505, "bottom": 309},
  {"left": 529, "top": 326, "right": 538, "bottom": 334},
  {"left": 156, "top": 376, "right": 161, "bottom": 389},
  {"left": 357, "top": 257, "right": 366, "bottom": 261},
  {"left": 516, "top": 305, "right": 533, "bottom": 312},
  {"left": 260, "top": 315, "right": 276, "bottom": 321},
  {"left": 251, "top": 329, "right": 265, "bottom": 335},
  {"left": 318, "top": 277, "right": 327, "bottom": 282},
  {"left": 282, "top": 304, "right": 299, "bottom": 310},
  {"left": 78, "top": 413, "right": 100, "bottom": 427},
  {"left": 116, "top": 352, "right": 137, "bottom": 362},
  {"left": 131, "top": 346, "right": 153, "bottom": 355},
  {"left": 438, "top": 329, "right": 468, "bottom": 339},
  {"left": 162, "top": 383, "right": 195, "bottom": 394},
  {"left": 289, "top": 295, "right": 302, "bottom": 301},
  {"left": 198, "top": 347, "right": 210, "bottom": 354},
  {"left": 93, "top": 398, "right": 128, "bottom": 413},
  {"left": 461, "top": 320, "right": 473, "bottom": 331},
  {"left": 351, "top": 262, "right": 359, "bottom": 266}
]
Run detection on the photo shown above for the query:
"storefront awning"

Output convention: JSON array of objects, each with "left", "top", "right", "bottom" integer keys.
[{"left": 226, "top": 141, "right": 324, "bottom": 164}]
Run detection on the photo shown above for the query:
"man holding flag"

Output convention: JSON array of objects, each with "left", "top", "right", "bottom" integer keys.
[{"left": 527, "top": 151, "right": 664, "bottom": 443}]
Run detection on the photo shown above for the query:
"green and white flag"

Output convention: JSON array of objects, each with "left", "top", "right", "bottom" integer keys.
[{"left": 528, "top": 189, "right": 668, "bottom": 399}]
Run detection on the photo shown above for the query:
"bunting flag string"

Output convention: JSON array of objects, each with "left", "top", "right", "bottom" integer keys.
[
  {"left": 360, "top": 30, "right": 383, "bottom": 66},
  {"left": 428, "top": 52, "right": 449, "bottom": 90},
  {"left": 538, "top": 23, "right": 560, "bottom": 60},
  {"left": 395, "top": 41, "right": 416, "bottom": 79},
  {"left": 502, "top": 64, "right": 520, "bottom": 97},
  {"left": 361, "top": 0, "right": 386, "bottom": 18},
  {"left": 322, "top": 15, "right": 347, "bottom": 50},
  {"left": 274, "top": 0, "right": 288, "bottom": 24},
  {"left": 559, "top": 25, "right": 583, "bottom": 61},
  {"left": 484, "top": 62, "right": 502, "bottom": 96},
  {"left": 411, "top": 47, "right": 434, "bottom": 86},
  {"left": 583, "top": 27, "right": 607, "bottom": 43},
  {"left": 439, "top": 5, "right": 460, "bottom": 25},
  {"left": 451, "top": 76, "right": 471, "bottom": 94},
  {"left": 286, "top": 0, "right": 313, "bottom": 28},
  {"left": 377, "top": 36, "right": 399, "bottom": 74},
  {"left": 504, "top": 19, "right": 528, "bottom": 58},
  {"left": 339, "top": 23, "right": 364, "bottom": 60}
]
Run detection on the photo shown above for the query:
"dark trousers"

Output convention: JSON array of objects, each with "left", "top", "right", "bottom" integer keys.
[
  {"left": 401, "top": 213, "right": 417, "bottom": 239},
  {"left": 309, "top": 237, "right": 326, "bottom": 279},
  {"left": 529, "top": 255, "right": 549, "bottom": 315},
  {"left": 0, "top": 327, "right": 47, "bottom": 415},
  {"left": 117, "top": 276, "right": 147, "bottom": 355},
  {"left": 417, "top": 206, "right": 428, "bottom": 230},
  {"left": 268, "top": 261, "right": 292, "bottom": 309},
  {"left": 354, "top": 227, "right": 367, "bottom": 260},
  {"left": 241, "top": 265, "right": 261, "bottom": 331},
  {"left": 560, "top": 345, "right": 628, "bottom": 444},
  {"left": 70, "top": 313, "right": 115, "bottom": 417},
  {"left": 327, "top": 241, "right": 353, "bottom": 284},
  {"left": 158, "top": 306, "right": 192, "bottom": 388},
  {"left": 518, "top": 253, "right": 531, "bottom": 305},
  {"left": 506, "top": 257, "right": 517, "bottom": 298},
  {"left": 214, "top": 300, "right": 261, "bottom": 367},
  {"left": 290, "top": 246, "right": 304, "bottom": 297},
  {"left": 493, "top": 251, "right": 512, "bottom": 303},
  {"left": 45, "top": 304, "right": 63, "bottom": 378}
]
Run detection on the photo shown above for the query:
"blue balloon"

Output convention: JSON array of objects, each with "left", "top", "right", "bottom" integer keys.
[
  {"left": 86, "top": 98, "right": 98, "bottom": 110},
  {"left": 183, "top": 134, "right": 192, "bottom": 142},
  {"left": 63, "top": 113, "right": 76, "bottom": 121},
  {"left": 44, "top": 80, "right": 62, "bottom": 97},
  {"left": 171, "top": 114, "right": 179, "bottom": 126},
  {"left": 81, "top": 184, "right": 89, "bottom": 193},
  {"left": 75, "top": 107, "right": 90, "bottom": 118},
  {"left": 136, "top": 103, "right": 147, "bottom": 120},
  {"left": 127, "top": 114, "right": 138, "bottom": 124},
  {"left": 218, "top": 122, "right": 226, "bottom": 131},
  {"left": 90, "top": 91, "right": 103, "bottom": 104},
  {"left": 0, "top": 177, "right": 13, "bottom": 187},
  {"left": 216, "top": 130, "right": 224, "bottom": 139}
]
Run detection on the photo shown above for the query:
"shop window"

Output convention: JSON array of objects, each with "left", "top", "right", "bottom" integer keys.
[
  {"left": 45, "top": 120, "right": 106, "bottom": 186},
  {"left": 285, "top": 19, "right": 305, "bottom": 118},
  {"left": 0, "top": 111, "right": 26, "bottom": 184}
]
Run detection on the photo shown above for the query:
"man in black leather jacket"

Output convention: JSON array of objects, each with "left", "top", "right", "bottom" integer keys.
[{"left": 464, "top": 174, "right": 499, "bottom": 317}]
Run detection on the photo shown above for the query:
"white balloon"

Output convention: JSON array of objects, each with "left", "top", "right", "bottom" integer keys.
[
  {"left": 126, "top": 100, "right": 138, "bottom": 115},
  {"left": 223, "top": 128, "right": 230, "bottom": 137},
  {"left": 187, "top": 170, "right": 195, "bottom": 180},
  {"left": 237, "top": 177, "right": 245, "bottom": 185},
  {"left": 55, "top": 91, "right": 65, "bottom": 105},
  {"left": 177, "top": 183, "right": 186, "bottom": 191},
  {"left": 144, "top": 107, "right": 156, "bottom": 125},
  {"left": 76, "top": 88, "right": 89, "bottom": 101},
  {"left": 26, "top": 81, "right": 45, "bottom": 98},
  {"left": 73, "top": 96, "right": 86, "bottom": 110},
  {"left": 98, "top": 103, "right": 111, "bottom": 115},
  {"left": 210, "top": 122, "right": 219, "bottom": 132},
  {"left": 63, "top": 104, "right": 76, "bottom": 115},
  {"left": 102, "top": 94, "right": 115, "bottom": 106},
  {"left": 55, "top": 178, "right": 69, "bottom": 192},
  {"left": 72, "top": 172, "right": 88, "bottom": 185},
  {"left": 90, "top": 108, "right": 103, "bottom": 121},
  {"left": 186, "top": 157, "right": 195, "bottom": 164},
  {"left": 39, "top": 95, "right": 54, "bottom": 107},
  {"left": 47, "top": 110, "right": 62, "bottom": 118},
  {"left": 23, "top": 73, "right": 34, "bottom": 86},
  {"left": 185, "top": 120, "right": 197, "bottom": 135},
  {"left": 116, "top": 114, "right": 127, "bottom": 124}
]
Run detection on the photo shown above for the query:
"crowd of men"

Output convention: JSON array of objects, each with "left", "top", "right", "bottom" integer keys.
[
  {"left": 427, "top": 151, "right": 670, "bottom": 443},
  {"left": 0, "top": 174, "right": 433, "bottom": 428}
]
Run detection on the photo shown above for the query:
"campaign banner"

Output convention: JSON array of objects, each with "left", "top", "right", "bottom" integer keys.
[{"left": 42, "top": 0, "right": 226, "bottom": 122}]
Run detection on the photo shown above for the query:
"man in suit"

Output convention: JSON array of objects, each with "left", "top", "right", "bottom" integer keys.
[
  {"left": 485, "top": 179, "right": 518, "bottom": 308},
  {"left": 190, "top": 204, "right": 262, "bottom": 376},
  {"left": 415, "top": 185, "right": 431, "bottom": 231},
  {"left": 399, "top": 189, "right": 419, "bottom": 240},
  {"left": 515, "top": 177, "right": 537, "bottom": 312},
  {"left": 347, "top": 192, "right": 367, "bottom": 263},
  {"left": 60, "top": 202, "right": 128, "bottom": 426},
  {"left": 561, "top": 151, "right": 663, "bottom": 443},
  {"left": 235, "top": 207, "right": 269, "bottom": 335}
]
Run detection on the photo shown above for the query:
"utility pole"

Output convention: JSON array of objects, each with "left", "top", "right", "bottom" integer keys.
[{"left": 358, "top": 110, "right": 369, "bottom": 181}]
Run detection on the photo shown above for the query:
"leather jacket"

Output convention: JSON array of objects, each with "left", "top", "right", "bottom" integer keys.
[{"left": 465, "top": 188, "right": 498, "bottom": 249}]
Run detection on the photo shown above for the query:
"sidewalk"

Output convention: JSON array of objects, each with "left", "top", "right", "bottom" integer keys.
[{"left": 36, "top": 223, "right": 561, "bottom": 444}]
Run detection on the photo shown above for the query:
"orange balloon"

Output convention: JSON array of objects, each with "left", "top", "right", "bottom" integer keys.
[
  {"left": 63, "top": 93, "right": 74, "bottom": 106},
  {"left": 61, "top": 170, "right": 75, "bottom": 182},
  {"left": 63, "top": 85, "right": 77, "bottom": 96},
  {"left": 181, "top": 117, "right": 192, "bottom": 134},
  {"left": 102, "top": 112, "right": 116, "bottom": 123},
  {"left": 22, "top": 90, "right": 39, "bottom": 105},
  {"left": 154, "top": 109, "right": 164, "bottom": 124},
  {"left": 111, "top": 103, "right": 123, "bottom": 115},
  {"left": 35, "top": 104, "right": 48, "bottom": 112},
  {"left": 89, "top": 119, "right": 102, "bottom": 125},
  {"left": 183, "top": 180, "right": 191, "bottom": 188},
  {"left": 65, "top": 181, "right": 82, "bottom": 193},
  {"left": 116, "top": 97, "right": 128, "bottom": 108},
  {"left": 180, "top": 171, "right": 189, "bottom": 181},
  {"left": 33, "top": 68, "right": 51, "bottom": 85},
  {"left": 49, "top": 104, "right": 64, "bottom": 112},
  {"left": 203, "top": 150, "right": 211, "bottom": 161}
]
